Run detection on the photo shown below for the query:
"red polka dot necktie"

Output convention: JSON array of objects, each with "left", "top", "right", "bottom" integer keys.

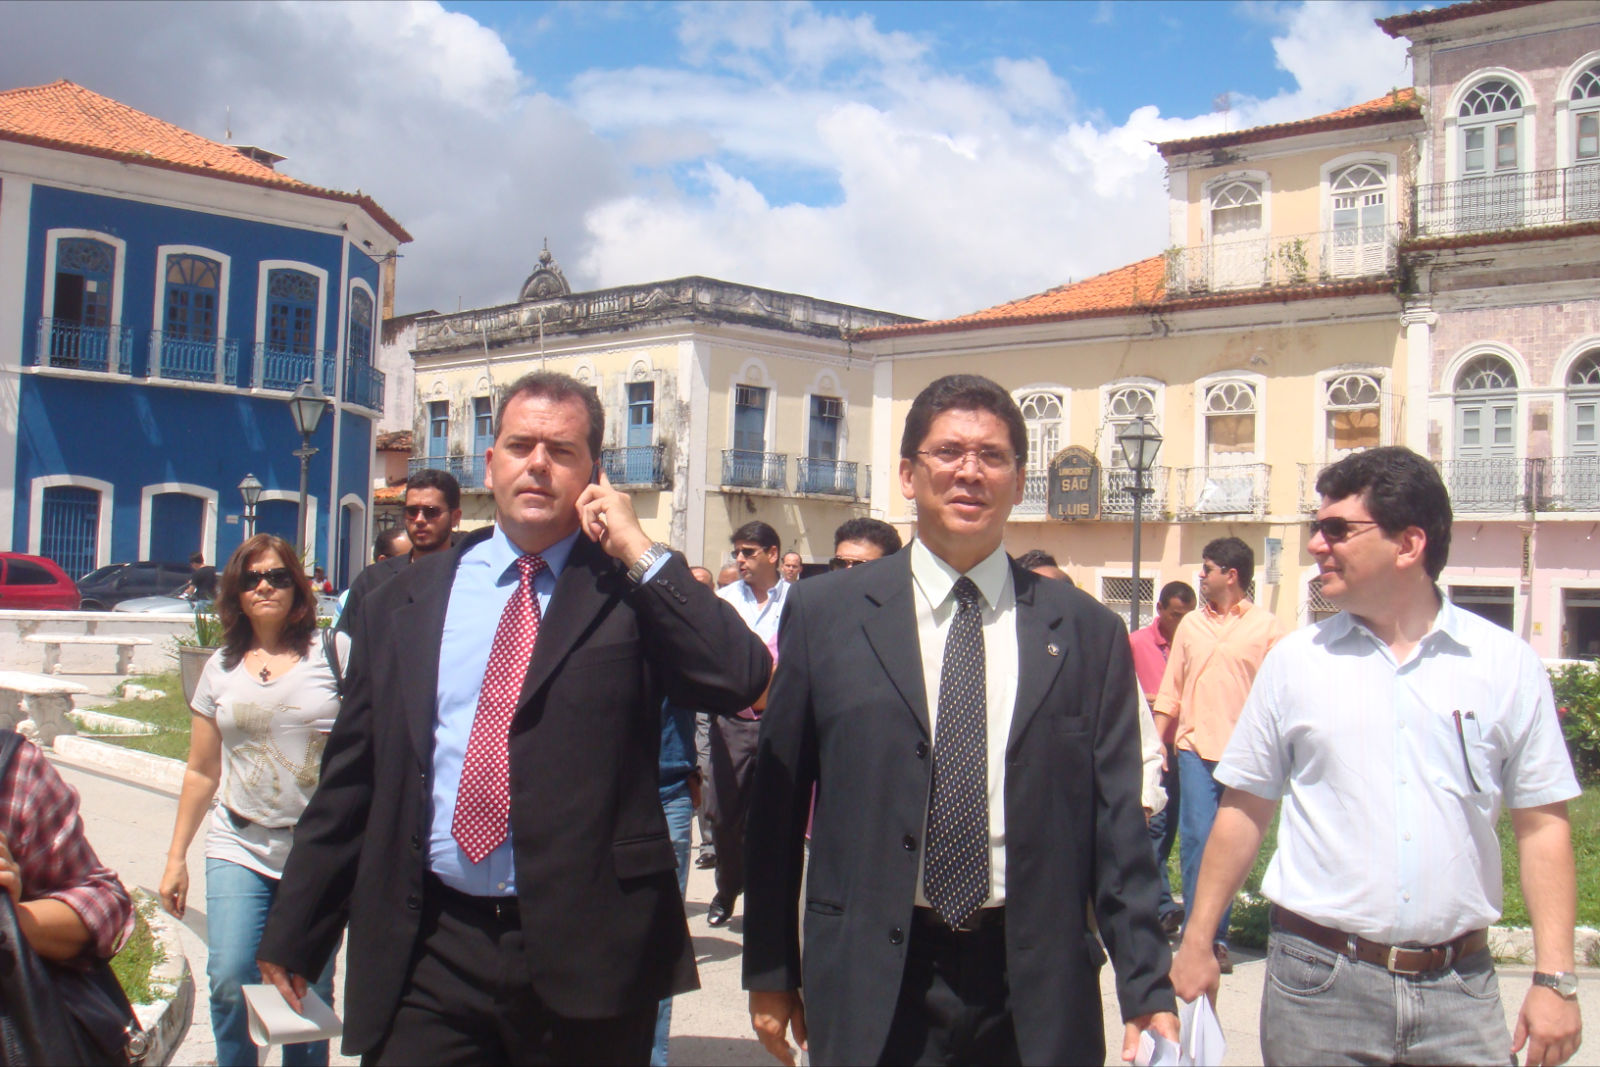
[
  {"left": 924, "top": 576, "right": 989, "bottom": 928},
  {"left": 453, "top": 553, "right": 547, "bottom": 863}
]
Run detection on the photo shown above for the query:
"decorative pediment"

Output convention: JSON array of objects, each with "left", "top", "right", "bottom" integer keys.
[{"left": 519, "top": 240, "right": 571, "bottom": 302}]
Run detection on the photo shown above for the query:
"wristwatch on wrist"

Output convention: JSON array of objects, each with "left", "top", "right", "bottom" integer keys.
[
  {"left": 625, "top": 542, "right": 672, "bottom": 586},
  {"left": 1532, "top": 972, "right": 1580, "bottom": 1000}
]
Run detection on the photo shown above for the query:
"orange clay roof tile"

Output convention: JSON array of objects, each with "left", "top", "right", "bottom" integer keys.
[
  {"left": 1156, "top": 88, "right": 1421, "bottom": 156},
  {"left": 0, "top": 80, "right": 410, "bottom": 242}
]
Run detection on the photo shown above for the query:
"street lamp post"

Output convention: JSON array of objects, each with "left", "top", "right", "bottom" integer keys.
[
  {"left": 1117, "top": 416, "right": 1164, "bottom": 633},
  {"left": 287, "top": 380, "right": 329, "bottom": 557},
  {"left": 237, "top": 473, "right": 262, "bottom": 539}
]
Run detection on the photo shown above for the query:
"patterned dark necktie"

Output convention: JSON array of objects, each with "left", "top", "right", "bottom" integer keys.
[
  {"left": 453, "top": 553, "right": 546, "bottom": 863},
  {"left": 923, "top": 575, "right": 989, "bottom": 927}
]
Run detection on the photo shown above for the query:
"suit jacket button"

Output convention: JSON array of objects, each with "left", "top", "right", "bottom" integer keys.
[
  {"left": 915, "top": 741, "right": 928, "bottom": 759},
  {"left": 406, "top": 893, "right": 420, "bottom": 910},
  {"left": 902, "top": 835, "right": 917, "bottom": 851},
  {"left": 410, "top": 834, "right": 421, "bottom": 850},
  {"left": 889, "top": 927, "right": 904, "bottom": 945}
]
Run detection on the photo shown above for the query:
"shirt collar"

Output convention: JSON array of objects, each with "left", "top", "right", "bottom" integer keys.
[
  {"left": 1201, "top": 597, "right": 1252, "bottom": 621},
  {"left": 910, "top": 537, "right": 1011, "bottom": 612},
  {"left": 478, "top": 524, "right": 580, "bottom": 584},
  {"left": 732, "top": 576, "right": 788, "bottom": 606},
  {"left": 1326, "top": 588, "right": 1468, "bottom": 656},
  {"left": 1139, "top": 619, "right": 1172, "bottom": 648}
]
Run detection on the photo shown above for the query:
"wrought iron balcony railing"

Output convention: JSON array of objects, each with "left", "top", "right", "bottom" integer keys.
[
  {"left": 34, "top": 319, "right": 132, "bottom": 374},
  {"left": 1413, "top": 165, "right": 1600, "bottom": 238},
  {"left": 1537, "top": 455, "right": 1600, "bottom": 511},
  {"left": 254, "top": 344, "right": 328, "bottom": 392},
  {"left": 1177, "top": 464, "right": 1271, "bottom": 519},
  {"left": 796, "top": 458, "right": 860, "bottom": 497},
  {"left": 148, "top": 330, "right": 239, "bottom": 385},
  {"left": 1016, "top": 466, "right": 1170, "bottom": 518},
  {"left": 602, "top": 445, "right": 670, "bottom": 488},
  {"left": 1435, "top": 457, "right": 1533, "bottom": 513},
  {"left": 1298, "top": 463, "right": 1333, "bottom": 515},
  {"left": 408, "top": 454, "right": 487, "bottom": 490},
  {"left": 344, "top": 359, "right": 386, "bottom": 412},
  {"left": 722, "top": 450, "right": 786, "bottom": 492},
  {"left": 1164, "top": 226, "right": 1399, "bottom": 296}
]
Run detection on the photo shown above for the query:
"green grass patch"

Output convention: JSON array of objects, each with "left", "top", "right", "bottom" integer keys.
[
  {"left": 91, "top": 672, "right": 193, "bottom": 762},
  {"left": 110, "top": 900, "right": 164, "bottom": 1006},
  {"left": 1496, "top": 783, "right": 1599, "bottom": 927}
]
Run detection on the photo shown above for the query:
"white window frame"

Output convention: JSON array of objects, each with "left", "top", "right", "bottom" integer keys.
[
  {"left": 728, "top": 357, "right": 776, "bottom": 455},
  {"left": 255, "top": 488, "right": 317, "bottom": 559},
  {"left": 1314, "top": 365, "right": 1388, "bottom": 461},
  {"left": 1441, "top": 574, "right": 1523, "bottom": 635},
  {"left": 1555, "top": 339, "right": 1600, "bottom": 457},
  {"left": 137, "top": 482, "right": 219, "bottom": 563},
  {"left": 339, "top": 493, "right": 367, "bottom": 588},
  {"left": 1098, "top": 378, "right": 1165, "bottom": 468},
  {"left": 1013, "top": 385, "right": 1070, "bottom": 473},
  {"left": 150, "top": 244, "right": 232, "bottom": 384},
  {"left": 1554, "top": 579, "right": 1600, "bottom": 659},
  {"left": 1202, "top": 172, "right": 1271, "bottom": 244},
  {"left": 1442, "top": 342, "right": 1528, "bottom": 462},
  {"left": 27, "top": 474, "right": 114, "bottom": 570},
  {"left": 1444, "top": 69, "right": 1536, "bottom": 182},
  {"left": 1096, "top": 570, "right": 1155, "bottom": 631},
  {"left": 803, "top": 368, "right": 848, "bottom": 464},
  {"left": 253, "top": 260, "right": 329, "bottom": 392},
  {"left": 41, "top": 228, "right": 128, "bottom": 333},
  {"left": 1192, "top": 370, "right": 1266, "bottom": 467},
  {"left": 1555, "top": 51, "right": 1600, "bottom": 168}
]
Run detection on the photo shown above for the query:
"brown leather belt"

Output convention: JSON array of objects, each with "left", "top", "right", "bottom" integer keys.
[{"left": 1271, "top": 906, "right": 1487, "bottom": 976}]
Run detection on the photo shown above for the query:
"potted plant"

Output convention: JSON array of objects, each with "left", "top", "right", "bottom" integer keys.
[{"left": 175, "top": 607, "right": 224, "bottom": 705}]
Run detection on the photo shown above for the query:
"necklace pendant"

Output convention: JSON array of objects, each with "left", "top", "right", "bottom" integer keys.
[{"left": 259, "top": 663, "right": 270, "bottom": 683}]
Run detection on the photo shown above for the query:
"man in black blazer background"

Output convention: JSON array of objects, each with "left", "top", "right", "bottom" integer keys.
[
  {"left": 744, "top": 374, "right": 1178, "bottom": 1065},
  {"left": 258, "top": 370, "right": 771, "bottom": 1063}
]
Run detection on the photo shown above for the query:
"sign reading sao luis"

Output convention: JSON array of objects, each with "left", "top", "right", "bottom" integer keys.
[{"left": 1047, "top": 446, "right": 1101, "bottom": 522}]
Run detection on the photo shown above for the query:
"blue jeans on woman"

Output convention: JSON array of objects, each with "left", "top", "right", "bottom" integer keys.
[
  {"left": 206, "top": 857, "right": 337, "bottom": 1067},
  {"left": 651, "top": 780, "right": 694, "bottom": 1067},
  {"left": 1176, "top": 748, "right": 1233, "bottom": 946}
]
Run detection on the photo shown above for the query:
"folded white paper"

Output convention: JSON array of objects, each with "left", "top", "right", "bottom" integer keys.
[
  {"left": 1133, "top": 995, "right": 1227, "bottom": 1067},
  {"left": 241, "top": 984, "right": 342, "bottom": 1048}
]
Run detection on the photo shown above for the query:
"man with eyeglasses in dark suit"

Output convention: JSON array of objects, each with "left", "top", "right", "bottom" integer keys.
[{"left": 339, "top": 468, "right": 462, "bottom": 634}]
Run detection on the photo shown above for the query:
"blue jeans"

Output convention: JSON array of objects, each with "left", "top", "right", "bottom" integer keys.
[
  {"left": 1147, "top": 750, "right": 1182, "bottom": 919},
  {"left": 652, "top": 781, "right": 694, "bottom": 1067},
  {"left": 1177, "top": 749, "right": 1232, "bottom": 945},
  {"left": 1260, "top": 928, "right": 1510, "bottom": 1065},
  {"left": 206, "top": 857, "right": 336, "bottom": 1067}
]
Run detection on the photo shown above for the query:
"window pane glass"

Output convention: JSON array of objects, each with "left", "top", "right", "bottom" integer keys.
[
  {"left": 1579, "top": 113, "right": 1599, "bottom": 160},
  {"left": 1493, "top": 406, "right": 1513, "bottom": 444},
  {"left": 1496, "top": 124, "right": 1517, "bottom": 169},
  {"left": 1206, "top": 412, "right": 1255, "bottom": 455},
  {"left": 1330, "top": 409, "right": 1380, "bottom": 451}
]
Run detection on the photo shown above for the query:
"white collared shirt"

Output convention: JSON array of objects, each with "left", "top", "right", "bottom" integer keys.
[
  {"left": 1217, "top": 596, "right": 1579, "bottom": 945},
  {"left": 908, "top": 537, "right": 1020, "bottom": 907},
  {"left": 717, "top": 576, "right": 790, "bottom": 646}
]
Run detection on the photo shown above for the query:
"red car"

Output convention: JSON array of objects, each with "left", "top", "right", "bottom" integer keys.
[{"left": 0, "top": 553, "right": 82, "bottom": 611}]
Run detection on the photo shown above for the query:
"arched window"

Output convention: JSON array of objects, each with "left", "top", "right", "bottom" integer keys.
[
  {"left": 347, "top": 286, "right": 374, "bottom": 363},
  {"left": 1329, "top": 164, "right": 1389, "bottom": 275},
  {"left": 1204, "top": 380, "right": 1256, "bottom": 463},
  {"left": 1210, "top": 181, "right": 1262, "bottom": 238},
  {"left": 1324, "top": 372, "right": 1382, "bottom": 456},
  {"left": 1018, "top": 391, "right": 1063, "bottom": 471},
  {"left": 47, "top": 238, "right": 118, "bottom": 371},
  {"left": 1453, "top": 354, "right": 1517, "bottom": 469},
  {"left": 164, "top": 255, "right": 219, "bottom": 342},
  {"left": 268, "top": 270, "right": 317, "bottom": 355},
  {"left": 1456, "top": 354, "right": 1517, "bottom": 392},
  {"left": 1105, "top": 386, "right": 1157, "bottom": 468},
  {"left": 1459, "top": 78, "right": 1523, "bottom": 178},
  {"left": 1574, "top": 63, "right": 1600, "bottom": 163},
  {"left": 1568, "top": 350, "right": 1600, "bottom": 457}
]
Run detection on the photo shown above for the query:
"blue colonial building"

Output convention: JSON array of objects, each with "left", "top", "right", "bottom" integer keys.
[{"left": 0, "top": 81, "right": 409, "bottom": 586}]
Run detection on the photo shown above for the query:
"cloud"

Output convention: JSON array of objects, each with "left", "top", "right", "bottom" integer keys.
[{"left": 0, "top": 0, "right": 1412, "bottom": 321}]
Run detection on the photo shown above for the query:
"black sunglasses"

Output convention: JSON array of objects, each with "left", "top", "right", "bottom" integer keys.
[
  {"left": 829, "top": 557, "right": 869, "bottom": 570},
  {"left": 243, "top": 567, "right": 295, "bottom": 590},
  {"left": 1308, "top": 517, "right": 1381, "bottom": 544},
  {"left": 405, "top": 504, "right": 446, "bottom": 520},
  {"left": 732, "top": 546, "right": 767, "bottom": 560}
]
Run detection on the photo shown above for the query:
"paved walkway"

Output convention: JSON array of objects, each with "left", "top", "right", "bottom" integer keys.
[{"left": 46, "top": 752, "right": 1600, "bottom": 1066}]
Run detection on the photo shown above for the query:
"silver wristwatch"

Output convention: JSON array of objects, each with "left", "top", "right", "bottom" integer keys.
[
  {"left": 1532, "top": 971, "right": 1580, "bottom": 1000},
  {"left": 626, "top": 542, "right": 672, "bottom": 586}
]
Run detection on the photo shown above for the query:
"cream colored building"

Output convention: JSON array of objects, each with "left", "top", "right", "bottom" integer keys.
[{"left": 407, "top": 250, "right": 913, "bottom": 569}]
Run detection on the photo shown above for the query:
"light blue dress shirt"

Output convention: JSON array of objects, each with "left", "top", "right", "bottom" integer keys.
[{"left": 429, "top": 525, "right": 579, "bottom": 895}]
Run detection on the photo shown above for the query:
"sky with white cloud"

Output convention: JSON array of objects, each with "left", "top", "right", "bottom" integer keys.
[{"left": 0, "top": 0, "right": 1419, "bottom": 319}]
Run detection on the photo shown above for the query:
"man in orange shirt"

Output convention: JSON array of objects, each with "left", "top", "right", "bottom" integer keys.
[{"left": 1152, "top": 538, "right": 1287, "bottom": 974}]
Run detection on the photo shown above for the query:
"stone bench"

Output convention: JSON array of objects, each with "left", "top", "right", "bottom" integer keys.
[
  {"left": 0, "top": 670, "right": 90, "bottom": 748},
  {"left": 24, "top": 633, "right": 152, "bottom": 675}
]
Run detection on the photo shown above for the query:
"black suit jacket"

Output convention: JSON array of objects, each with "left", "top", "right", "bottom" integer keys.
[
  {"left": 259, "top": 527, "right": 772, "bottom": 1054},
  {"left": 743, "top": 548, "right": 1174, "bottom": 1065},
  {"left": 334, "top": 553, "right": 410, "bottom": 634}
]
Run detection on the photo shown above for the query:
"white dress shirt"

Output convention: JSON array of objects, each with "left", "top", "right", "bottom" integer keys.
[
  {"left": 1217, "top": 596, "right": 1579, "bottom": 945},
  {"left": 717, "top": 575, "right": 790, "bottom": 646},
  {"left": 909, "top": 538, "right": 1019, "bottom": 908}
]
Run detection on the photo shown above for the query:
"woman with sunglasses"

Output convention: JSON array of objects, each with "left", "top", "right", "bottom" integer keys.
[{"left": 158, "top": 534, "right": 347, "bottom": 1067}]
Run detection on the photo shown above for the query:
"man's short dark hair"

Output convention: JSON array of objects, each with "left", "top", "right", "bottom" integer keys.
[
  {"left": 407, "top": 468, "right": 462, "bottom": 510},
  {"left": 833, "top": 518, "right": 903, "bottom": 557},
  {"left": 731, "top": 521, "right": 781, "bottom": 551},
  {"left": 495, "top": 370, "right": 605, "bottom": 461},
  {"left": 374, "top": 526, "right": 410, "bottom": 560},
  {"left": 1159, "top": 580, "right": 1196, "bottom": 607},
  {"left": 1202, "top": 537, "right": 1255, "bottom": 591},
  {"left": 189, "top": 551, "right": 205, "bottom": 566},
  {"left": 1315, "top": 446, "right": 1452, "bottom": 580},
  {"left": 900, "top": 374, "right": 1028, "bottom": 468},
  {"left": 1014, "top": 549, "right": 1057, "bottom": 570}
]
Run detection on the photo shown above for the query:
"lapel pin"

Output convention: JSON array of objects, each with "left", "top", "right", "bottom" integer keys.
[{"left": 1046, "top": 642, "right": 1061, "bottom": 657}]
